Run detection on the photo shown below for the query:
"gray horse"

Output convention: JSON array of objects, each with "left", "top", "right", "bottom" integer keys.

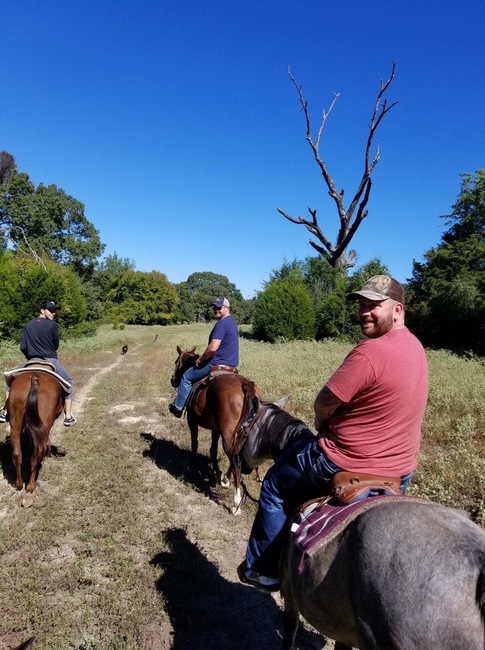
[{"left": 239, "top": 400, "right": 485, "bottom": 650}]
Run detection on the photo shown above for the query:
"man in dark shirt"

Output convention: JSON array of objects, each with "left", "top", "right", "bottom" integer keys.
[{"left": 0, "top": 300, "right": 76, "bottom": 426}]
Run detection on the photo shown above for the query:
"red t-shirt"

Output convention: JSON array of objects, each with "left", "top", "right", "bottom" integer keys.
[{"left": 318, "top": 327, "right": 428, "bottom": 476}]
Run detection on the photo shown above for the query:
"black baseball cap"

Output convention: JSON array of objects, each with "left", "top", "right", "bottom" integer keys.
[{"left": 40, "top": 300, "right": 61, "bottom": 312}]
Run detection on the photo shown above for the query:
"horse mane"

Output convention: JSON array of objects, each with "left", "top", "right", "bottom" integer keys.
[{"left": 261, "top": 404, "right": 313, "bottom": 460}]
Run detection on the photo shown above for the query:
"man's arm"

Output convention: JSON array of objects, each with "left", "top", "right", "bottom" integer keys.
[
  {"left": 20, "top": 328, "right": 28, "bottom": 358},
  {"left": 314, "top": 385, "right": 345, "bottom": 433},
  {"left": 195, "top": 339, "right": 221, "bottom": 367}
]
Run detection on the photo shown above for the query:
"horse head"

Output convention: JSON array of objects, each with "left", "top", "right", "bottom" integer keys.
[{"left": 170, "top": 346, "right": 198, "bottom": 388}]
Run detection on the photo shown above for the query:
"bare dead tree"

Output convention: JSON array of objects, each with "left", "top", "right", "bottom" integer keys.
[
  {"left": 278, "top": 63, "right": 397, "bottom": 269},
  {"left": 0, "top": 150, "right": 16, "bottom": 188}
]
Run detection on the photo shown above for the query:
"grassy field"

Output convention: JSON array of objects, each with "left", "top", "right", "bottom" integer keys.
[{"left": 0, "top": 323, "right": 483, "bottom": 649}]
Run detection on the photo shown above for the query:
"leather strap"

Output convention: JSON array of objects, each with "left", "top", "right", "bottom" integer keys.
[
  {"left": 210, "top": 365, "right": 238, "bottom": 374},
  {"left": 331, "top": 470, "right": 401, "bottom": 489}
]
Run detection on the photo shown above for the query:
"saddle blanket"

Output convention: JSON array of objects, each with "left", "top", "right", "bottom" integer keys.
[
  {"left": 4, "top": 360, "right": 71, "bottom": 392},
  {"left": 292, "top": 495, "right": 404, "bottom": 558}
]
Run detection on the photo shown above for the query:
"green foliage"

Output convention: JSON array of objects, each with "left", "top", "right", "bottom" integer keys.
[
  {"left": 172, "top": 271, "right": 253, "bottom": 324},
  {"left": 106, "top": 269, "right": 178, "bottom": 325},
  {"left": 407, "top": 170, "right": 485, "bottom": 354},
  {"left": 84, "top": 253, "right": 138, "bottom": 322},
  {"left": 263, "top": 255, "right": 389, "bottom": 342},
  {"left": 1, "top": 170, "right": 105, "bottom": 278},
  {"left": 253, "top": 273, "right": 316, "bottom": 342},
  {"left": 347, "top": 258, "right": 390, "bottom": 293},
  {"left": 93, "top": 253, "right": 136, "bottom": 295},
  {"left": 266, "top": 258, "right": 304, "bottom": 284},
  {"left": 315, "top": 274, "right": 350, "bottom": 339},
  {"left": 0, "top": 253, "right": 87, "bottom": 339}
]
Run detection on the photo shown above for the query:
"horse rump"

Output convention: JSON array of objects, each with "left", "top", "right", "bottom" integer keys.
[{"left": 281, "top": 499, "right": 485, "bottom": 650}]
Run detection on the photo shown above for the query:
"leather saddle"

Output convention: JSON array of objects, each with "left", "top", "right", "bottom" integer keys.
[{"left": 330, "top": 471, "right": 403, "bottom": 505}]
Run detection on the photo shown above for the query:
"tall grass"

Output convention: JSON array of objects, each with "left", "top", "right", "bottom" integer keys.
[
  {"left": 1, "top": 324, "right": 483, "bottom": 523},
  {"left": 165, "top": 324, "right": 485, "bottom": 522},
  {"left": 0, "top": 323, "right": 483, "bottom": 648}
]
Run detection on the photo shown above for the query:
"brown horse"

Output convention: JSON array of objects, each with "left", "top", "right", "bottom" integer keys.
[
  {"left": 6, "top": 371, "right": 64, "bottom": 494},
  {"left": 171, "top": 346, "right": 263, "bottom": 514}
]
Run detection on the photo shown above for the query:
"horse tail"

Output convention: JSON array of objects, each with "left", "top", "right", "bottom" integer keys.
[
  {"left": 24, "top": 374, "right": 50, "bottom": 467},
  {"left": 235, "top": 379, "right": 258, "bottom": 433}
]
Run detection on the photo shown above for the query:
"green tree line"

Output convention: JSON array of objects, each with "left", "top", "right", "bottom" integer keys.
[
  {"left": 253, "top": 169, "right": 484, "bottom": 355},
  {"left": 1, "top": 151, "right": 483, "bottom": 355}
]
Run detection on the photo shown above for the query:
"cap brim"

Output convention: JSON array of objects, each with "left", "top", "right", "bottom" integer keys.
[{"left": 347, "top": 290, "right": 389, "bottom": 301}]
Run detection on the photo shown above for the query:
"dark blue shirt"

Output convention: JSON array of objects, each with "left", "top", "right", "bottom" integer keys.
[
  {"left": 20, "top": 317, "right": 59, "bottom": 360},
  {"left": 209, "top": 315, "right": 239, "bottom": 367}
]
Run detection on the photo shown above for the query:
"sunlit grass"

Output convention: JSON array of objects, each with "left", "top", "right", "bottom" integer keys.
[{"left": 0, "top": 323, "right": 483, "bottom": 647}]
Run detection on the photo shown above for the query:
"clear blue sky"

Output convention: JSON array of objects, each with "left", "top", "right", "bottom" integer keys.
[{"left": 2, "top": 1, "right": 484, "bottom": 298}]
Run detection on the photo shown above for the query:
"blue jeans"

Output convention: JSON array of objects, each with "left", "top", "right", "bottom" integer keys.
[
  {"left": 246, "top": 433, "right": 412, "bottom": 578},
  {"left": 45, "top": 358, "right": 74, "bottom": 399},
  {"left": 172, "top": 364, "right": 210, "bottom": 410}
]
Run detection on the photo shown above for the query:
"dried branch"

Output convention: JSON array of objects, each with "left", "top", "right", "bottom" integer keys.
[
  {"left": 0, "top": 226, "right": 47, "bottom": 270},
  {"left": 279, "top": 64, "right": 398, "bottom": 269}
]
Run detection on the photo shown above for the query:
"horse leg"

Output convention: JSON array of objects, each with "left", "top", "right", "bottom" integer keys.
[
  {"left": 10, "top": 429, "right": 24, "bottom": 490},
  {"left": 219, "top": 439, "right": 242, "bottom": 515},
  {"left": 281, "top": 593, "right": 300, "bottom": 650},
  {"left": 188, "top": 420, "right": 199, "bottom": 475},
  {"left": 209, "top": 431, "right": 224, "bottom": 486},
  {"left": 231, "top": 464, "right": 242, "bottom": 516},
  {"left": 25, "top": 457, "right": 39, "bottom": 493}
]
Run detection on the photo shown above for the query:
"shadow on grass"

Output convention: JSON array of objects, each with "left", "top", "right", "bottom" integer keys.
[
  {"left": 0, "top": 436, "right": 66, "bottom": 488},
  {"left": 0, "top": 436, "right": 15, "bottom": 485},
  {"left": 151, "top": 527, "right": 325, "bottom": 649},
  {"left": 141, "top": 433, "right": 233, "bottom": 512}
]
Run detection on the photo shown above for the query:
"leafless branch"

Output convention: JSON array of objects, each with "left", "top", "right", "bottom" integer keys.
[
  {"left": 0, "top": 226, "right": 47, "bottom": 270},
  {"left": 279, "top": 64, "right": 398, "bottom": 269}
]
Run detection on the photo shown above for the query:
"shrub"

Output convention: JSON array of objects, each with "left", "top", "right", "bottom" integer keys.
[{"left": 253, "top": 277, "right": 315, "bottom": 342}]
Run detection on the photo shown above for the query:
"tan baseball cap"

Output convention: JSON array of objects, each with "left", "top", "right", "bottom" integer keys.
[{"left": 347, "top": 275, "right": 405, "bottom": 304}]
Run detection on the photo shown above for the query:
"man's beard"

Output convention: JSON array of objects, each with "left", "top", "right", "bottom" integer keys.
[{"left": 360, "top": 312, "right": 394, "bottom": 338}]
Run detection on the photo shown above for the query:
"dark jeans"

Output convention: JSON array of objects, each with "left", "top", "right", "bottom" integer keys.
[
  {"left": 246, "top": 432, "right": 412, "bottom": 578},
  {"left": 172, "top": 364, "right": 210, "bottom": 410}
]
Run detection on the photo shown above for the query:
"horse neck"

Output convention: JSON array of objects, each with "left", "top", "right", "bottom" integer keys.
[
  {"left": 246, "top": 406, "right": 311, "bottom": 465},
  {"left": 179, "top": 353, "right": 198, "bottom": 375},
  {"left": 267, "top": 411, "right": 311, "bottom": 460}
]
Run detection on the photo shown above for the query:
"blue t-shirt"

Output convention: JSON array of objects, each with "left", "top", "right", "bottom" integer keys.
[{"left": 209, "top": 315, "right": 239, "bottom": 367}]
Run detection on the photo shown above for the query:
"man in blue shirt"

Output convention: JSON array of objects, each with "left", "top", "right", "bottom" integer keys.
[{"left": 169, "top": 297, "right": 239, "bottom": 417}]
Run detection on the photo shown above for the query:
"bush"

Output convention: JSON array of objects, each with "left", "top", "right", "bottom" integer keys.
[{"left": 253, "top": 277, "right": 315, "bottom": 342}]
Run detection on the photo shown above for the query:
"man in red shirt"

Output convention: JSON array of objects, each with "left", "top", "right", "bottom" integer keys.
[{"left": 238, "top": 275, "right": 429, "bottom": 592}]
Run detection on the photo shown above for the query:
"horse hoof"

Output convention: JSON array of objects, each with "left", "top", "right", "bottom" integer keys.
[
  {"left": 231, "top": 506, "right": 242, "bottom": 516},
  {"left": 220, "top": 477, "right": 230, "bottom": 488},
  {"left": 21, "top": 493, "right": 34, "bottom": 508}
]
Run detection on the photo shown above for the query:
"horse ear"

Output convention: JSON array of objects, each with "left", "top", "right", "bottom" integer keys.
[
  {"left": 189, "top": 346, "right": 197, "bottom": 353},
  {"left": 275, "top": 395, "right": 291, "bottom": 409},
  {"left": 177, "top": 345, "right": 182, "bottom": 355}
]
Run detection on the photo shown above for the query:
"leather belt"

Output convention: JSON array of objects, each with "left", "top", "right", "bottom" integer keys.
[{"left": 210, "top": 365, "right": 238, "bottom": 374}]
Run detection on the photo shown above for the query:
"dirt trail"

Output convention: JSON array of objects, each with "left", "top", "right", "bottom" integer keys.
[{"left": 0, "top": 343, "right": 329, "bottom": 649}]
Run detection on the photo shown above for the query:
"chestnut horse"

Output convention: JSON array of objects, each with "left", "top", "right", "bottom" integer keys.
[
  {"left": 239, "top": 399, "right": 485, "bottom": 650},
  {"left": 6, "top": 371, "right": 64, "bottom": 493},
  {"left": 171, "top": 346, "right": 262, "bottom": 514}
]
